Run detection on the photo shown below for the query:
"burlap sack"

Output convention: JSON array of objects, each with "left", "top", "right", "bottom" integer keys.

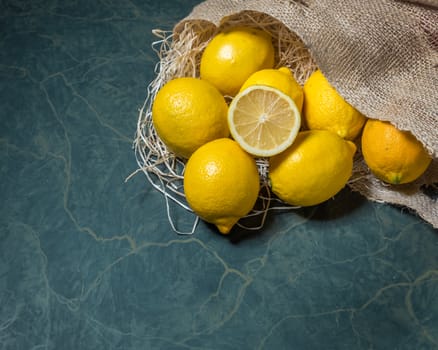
[{"left": 167, "top": 0, "right": 437, "bottom": 228}]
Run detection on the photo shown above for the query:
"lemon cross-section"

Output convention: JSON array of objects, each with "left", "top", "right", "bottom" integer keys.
[{"left": 227, "top": 85, "right": 301, "bottom": 157}]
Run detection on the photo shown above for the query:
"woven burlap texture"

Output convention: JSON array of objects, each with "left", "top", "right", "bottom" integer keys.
[{"left": 172, "top": 0, "right": 437, "bottom": 228}]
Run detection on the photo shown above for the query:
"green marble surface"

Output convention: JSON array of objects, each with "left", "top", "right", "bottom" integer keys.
[{"left": 1, "top": 1, "right": 437, "bottom": 349}]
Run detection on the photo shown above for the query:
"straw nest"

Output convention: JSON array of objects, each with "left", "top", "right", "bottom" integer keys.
[{"left": 130, "top": 11, "right": 321, "bottom": 234}]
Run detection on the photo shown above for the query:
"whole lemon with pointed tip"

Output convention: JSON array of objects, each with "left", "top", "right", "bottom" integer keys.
[
  {"left": 200, "top": 26, "right": 275, "bottom": 96},
  {"left": 361, "top": 119, "right": 432, "bottom": 184},
  {"left": 269, "top": 130, "right": 357, "bottom": 206},
  {"left": 184, "top": 138, "right": 260, "bottom": 234},
  {"left": 240, "top": 67, "right": 304, "bottom": 111},
  {"left": 152, "top": 77, "right": 229, "bottom": 159},
  {"left": 303, "top": 70, "right": 366, "bottom": 140}
]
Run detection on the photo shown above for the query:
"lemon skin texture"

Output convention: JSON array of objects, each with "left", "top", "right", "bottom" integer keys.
[
  {"left": 269, "top": 130, "right": 357, "bottom": 206},
  {"left": 183, "top": 138, "right": 260, "bottom": 234},
  {"left": 152, "top": 77, "right": 229, "bottom": 159},
  {"left": 240, "top": 67, "right": 304, "bottom": 112},
  {"left": 200, "top": 27, "right": 275, "bottom": 97},
  {"left": 361, "top": 119, "right": 432, "bottom": 184},
  {"left": 303, "top": 70, "right": 366, "bottom": 140}
]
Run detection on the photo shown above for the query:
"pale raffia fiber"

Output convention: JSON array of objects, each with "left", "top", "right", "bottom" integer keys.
[{"left": 172, "top": 0, "right": 438, "bottom": 228}]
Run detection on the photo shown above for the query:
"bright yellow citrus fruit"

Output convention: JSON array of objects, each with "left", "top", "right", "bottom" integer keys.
[
  {"left": 183, "top": 138, "right": 260, "bottom": 234},
  {"left": 269, "top": 130, "right": 357, "bottom": 206},
  {"left": 200, "top": 26, "right": 275, "bottom": 96},
  {"left": 303, "top": 69, "right": 366, "bottom": 140},
  {"left": 152, "top": 77, "right": 229, "bottom": 159},
  {"left": 361, "top": 119, "right": 432, "bottom": 184},
  {"left": 240, "top": 67, "right": 304, "bottom": 112},
  {"left": 228, "top": 85, "right": 301, "bottom": 157}
]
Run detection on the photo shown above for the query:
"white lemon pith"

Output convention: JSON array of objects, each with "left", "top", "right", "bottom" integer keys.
[
  {"left": 228, "top": 85, "right": 301, "bottom": 157},
  {"left": 269, "top": 130, "right": 357, "bottom": 206},
  {"left": 152, "top": 77, "right": 229, "bottom": 159},
  {"left": 183, "top": 138, "right": 260, "bottom": 234}
]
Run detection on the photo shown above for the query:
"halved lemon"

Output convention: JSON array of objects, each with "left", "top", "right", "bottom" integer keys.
[{"left": 228, "top": 85, "right": 301, "bottom": 157}]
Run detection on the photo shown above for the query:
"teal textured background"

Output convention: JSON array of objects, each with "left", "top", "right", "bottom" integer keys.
[{"left": 1, "top": 1, "right": 437, "bottom": 349}]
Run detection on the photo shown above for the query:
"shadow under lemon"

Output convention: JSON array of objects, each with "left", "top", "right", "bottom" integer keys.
[{"left": 226, "top": 187, "right": 368, "bottom": 244}]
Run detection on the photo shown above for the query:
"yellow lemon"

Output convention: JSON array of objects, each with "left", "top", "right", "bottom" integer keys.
[
  {"left": 200, "top": 26, "right": 275, "bottom": 96},
  {"left": 240, "top": 67, "right": 304, "bottom": 112},
  {"left": 303, "top": 69, "right": 366, "bottom": 140},
  {"left": 228, "top": 85, "right": 301, "bottom": 157},
  {"left": 269, "top": 130, "right": 357, "bottom": 206},
  {"left": 184, "top": 138, "right": 260, "bottom": 234},
  {"left": 152, "top": 77, "right": 229, "bottom": 159},
  {"left": 361, "top": 119, "right": 432, "bottom": 184}
]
